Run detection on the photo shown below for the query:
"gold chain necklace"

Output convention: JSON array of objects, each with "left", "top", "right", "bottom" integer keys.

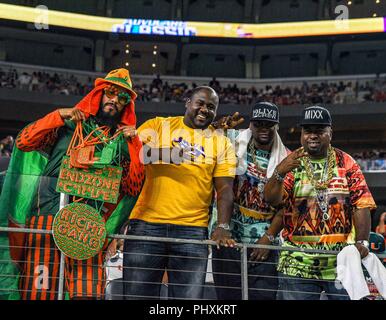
[
  {"left": 303, "top": 146, "right": 336, "bottom": 220},
  {"left": 247, "top": 141, "right": 269, "bottom": 174},
  {"left": 303, "top": 146, "right": 335, "bottom": 190},
  {"left": 247, "top": 140, "right": 269, "bottom": 198}
]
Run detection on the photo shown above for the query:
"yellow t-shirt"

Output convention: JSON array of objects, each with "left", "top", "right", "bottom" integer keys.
[{"left": 130, "top": 116, "right": 236, "bottom": 227}]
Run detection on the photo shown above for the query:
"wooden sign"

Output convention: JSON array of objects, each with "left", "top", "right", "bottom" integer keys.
[
  {"left": 56, "top": 156, "right": 122, "bottom": 204},
  {"left": 52, "top": 203, "right": 107, "bottom": 260}
]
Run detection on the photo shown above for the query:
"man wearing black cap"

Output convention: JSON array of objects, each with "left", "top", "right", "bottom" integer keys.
[
  {"left": 264, "top": 105, "right": 376, "bottom": 300},
  {"left": 210, "top": 102, "right": 289, "bottom": 299}
]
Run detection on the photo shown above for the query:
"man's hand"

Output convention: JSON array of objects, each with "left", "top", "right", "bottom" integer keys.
[
  {"left": 249, "top": 235, "right": 272, "bottom": 262},
  {"left": 355, "top": 243, "right": 370, "bottom": 259},
  {"left": 117, "top": 125, "right": 137, "bottom": 140},
  {"left": 212, "top": 112, "right": 244, "bottom": 130},
  {"left": 58, "top": 107, "right": 86, "bottom": 122},
  {"left": 276, "top": 147, "right": 307, "bottom": 176},
  {"left": 211, "top": 227, "right": 236, "bottom": 249},
  {"left": 106, "top": 239, "right": 117, "bottom": 260}
]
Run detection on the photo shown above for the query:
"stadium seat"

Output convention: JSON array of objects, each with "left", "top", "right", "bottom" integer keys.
[
  {"left": 183, "top": 0, "right": 245, "bottom": 23},
  {"left": 256, "top": 44, "right": 327, "bottom": 78},
  {"left": 258, "top": 0, "right": 320, "bottom": 23},
  {"left": 112, "top": 0, "right": 174, "bottom": 20},
  {"left": 181, "top": 44, "right": 252, "bottom": 78},
  {"left": 331, "top": 0, "right": 386, "bottom": 19},
  {"left": 332, "top": 41, "right": 386, "bottom": 75}
]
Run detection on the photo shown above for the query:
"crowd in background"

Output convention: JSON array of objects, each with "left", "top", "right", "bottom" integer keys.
[
  {"left": 1, "top": 66, "right": 386, "bottom": 168},
  {"left": 0, "top": 136, "right": 13, "bottom": 158},
  {"left": 353, "top": 150, "right": 386, "bottom": 171},
  {"left": 135, "top": 76, "right": 374, "bottom": 106},
  {"left": 353, "top": 150, "right": 386, "bottom": 161},
  {"left": 2, "top": 67, "right": 386, "bottom": 106},
  {"left": 0, "top": 68, "right": 93, "bottom": 96}
]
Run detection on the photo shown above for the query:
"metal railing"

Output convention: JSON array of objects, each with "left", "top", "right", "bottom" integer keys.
[{"left": 0, "top": 226, "right": 385, "bottom": 300}]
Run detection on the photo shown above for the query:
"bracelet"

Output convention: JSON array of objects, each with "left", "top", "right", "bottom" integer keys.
[
  {"left": 273, "top": 168, "right": 285, "bottom": 182},
  {"left": 356, "top": 240, "right": 369, "bottom": 248},
  {"left": 263, "top": 232, "right": 275, "bottom": 243},
  {"left": 217, "top": 223, "right": 231, "bottom": 231}
]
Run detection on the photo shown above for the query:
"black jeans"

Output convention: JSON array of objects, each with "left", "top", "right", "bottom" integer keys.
[{"left": 212, "top": 246, "right": 278, "bottom": 300}]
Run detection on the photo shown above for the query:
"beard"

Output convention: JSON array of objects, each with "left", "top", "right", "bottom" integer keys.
[
  {"left": 303, "top": 144, "right": 328, "bottom": 158},
  {"left": 306, "top": 147, "right": 323, "bottom": 157},
  {"left": 95, "top": 104, "right": 122, "bottom": 129},
  {"left": 255, "top": 136, "right": 273, "bottom": 145}
]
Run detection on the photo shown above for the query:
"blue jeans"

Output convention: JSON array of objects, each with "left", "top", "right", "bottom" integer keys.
[
  {"left": 212, "top": 247, "right": 278, "bottom": 300},
  {"left": 277, "top": 272, "right": 349, "bottom": 300},
  {"left": 123, "top": 219, "right": 208, "bottom": 300}
]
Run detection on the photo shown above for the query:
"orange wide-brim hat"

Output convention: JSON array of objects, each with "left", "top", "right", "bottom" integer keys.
[{"left": 95, "top": 68, "right": 138, "bottom": 100}]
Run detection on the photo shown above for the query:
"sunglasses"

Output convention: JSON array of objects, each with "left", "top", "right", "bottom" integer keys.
[{"left": 104, "top": 87, "right": 131, "bottom": 106}]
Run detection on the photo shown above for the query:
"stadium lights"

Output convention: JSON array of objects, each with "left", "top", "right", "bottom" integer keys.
[
  {"left": 1, "top": 3, "right": 385, "bottom": 40},
  {"left": 348, "top": 1, "right": 352, "bottom": 5}
]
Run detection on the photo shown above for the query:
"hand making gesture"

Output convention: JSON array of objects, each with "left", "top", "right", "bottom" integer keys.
[
  {"left": 276, "top": 147, "right": 308, "bottom": 176},
  {"left": 212, "top": 112, "right": 244, "bottom": 130}
]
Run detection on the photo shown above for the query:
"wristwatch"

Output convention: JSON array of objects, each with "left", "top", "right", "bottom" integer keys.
[
  {"left": 273, "top": 168, "right": 285, "bottom": 182},
  {"left": 217, "top": 223, "right": 231, "bottom": 231},
  {"left": 356, "top": 240, "right": 370, "bottom": 248}
]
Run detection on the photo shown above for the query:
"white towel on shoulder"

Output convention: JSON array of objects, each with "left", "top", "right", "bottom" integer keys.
[{"left": 232, "top": 128, "right": 288, "bottom": 177}]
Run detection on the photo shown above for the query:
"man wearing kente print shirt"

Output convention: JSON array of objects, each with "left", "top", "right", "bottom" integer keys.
[
  {"left": 264, "top": 105, "right": 376, "bottom": 300},
  {"left": 209, "top": 102, "right": 289, "bottom": 300}
]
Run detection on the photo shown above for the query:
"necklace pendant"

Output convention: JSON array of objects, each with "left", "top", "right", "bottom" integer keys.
[
  {"left": 316, "top": 189, "right": 329, "bottom": 220},
  {"left": 257, "top": 182, "right": 265, "bottom": 193}
]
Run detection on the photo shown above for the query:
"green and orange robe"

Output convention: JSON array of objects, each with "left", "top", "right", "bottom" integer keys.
[{"left": 0, "top": 109, "right": 144, "bottom": 299}]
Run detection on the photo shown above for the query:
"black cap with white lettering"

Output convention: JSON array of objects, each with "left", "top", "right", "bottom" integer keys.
[
  {"left": 299, "top": 105, "right": 332, "bottom": 126},
  {"left": 250, "top": 102, "right": 279, "bottom": 123}
]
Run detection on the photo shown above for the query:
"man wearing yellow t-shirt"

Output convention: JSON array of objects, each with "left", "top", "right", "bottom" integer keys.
[{"left": 122, "top": 86, "right": 237, "bottom": 299}]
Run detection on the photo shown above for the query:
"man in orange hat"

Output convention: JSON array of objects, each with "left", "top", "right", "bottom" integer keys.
[{"left": 0, "top": 68, "right": 144, "bottom": 300}]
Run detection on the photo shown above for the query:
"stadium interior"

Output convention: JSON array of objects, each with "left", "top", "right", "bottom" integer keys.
[{"left": 0, "top": 0, "right": 386, "bottom": 215}]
